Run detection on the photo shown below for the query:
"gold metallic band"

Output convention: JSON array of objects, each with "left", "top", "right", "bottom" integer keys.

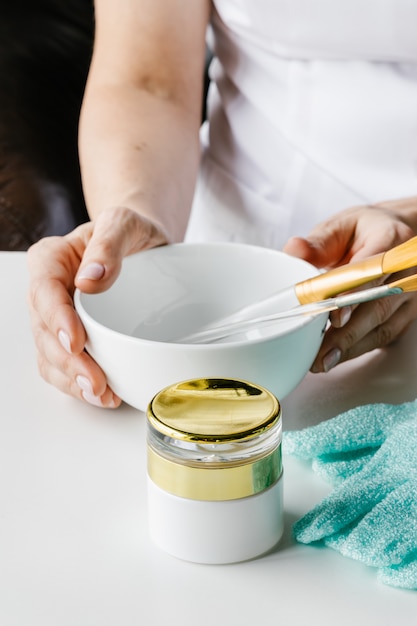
[
  {"left": 295, "top": 254, "right": 383, "bottom": 304},
  {"left": 148, "top": 445, "right": 282, "bottom": 501}
]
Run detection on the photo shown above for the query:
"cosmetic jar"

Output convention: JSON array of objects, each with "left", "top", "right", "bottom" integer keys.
[{"left": 146, "top": 378, "right": 284, "bottom": 564}]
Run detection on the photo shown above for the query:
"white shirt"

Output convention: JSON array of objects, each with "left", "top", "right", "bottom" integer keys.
[{"left": 186, "top": 0, "right": 417, "bottom": 249}]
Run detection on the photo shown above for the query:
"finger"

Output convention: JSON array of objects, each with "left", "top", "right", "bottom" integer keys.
[
  {"left": 73, "top": 207, "right": 168, "bottom": 294},
  {"left": 328, "top": 304, "right": 353, "bottom": 329},
  {"left": 283, "top": 209, "right": 414, "bottom": 269},
  {"left": 29, "top": 283, "right": 86, "bottom": 355},
  {"left": 283, "top": 210, "right": 365, "bottom": 268},
  {"left": 339, "top": 296, "right": 416, "bottom": 362},
  {"left": 28, "top": 236, "right": 88, "bottom": 355},
  {"left": 43, "top": 361, "right": 121, "bottom": 409},
  {"left": 283, "top": 233, "right": 351, "bottom": 269},
  {"left": 312, "top": 292, "right": 417, "bottom": 372},
  {"left": 328, "top": 273, "right": 391, "bottom": 329},
  {"left": 36, "top": 323, "right": 121, "bottom": 408}
]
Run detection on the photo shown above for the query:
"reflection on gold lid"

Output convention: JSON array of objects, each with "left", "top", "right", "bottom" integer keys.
[{"left": 147, "top": 378, "right": 280, "bottom": 443}]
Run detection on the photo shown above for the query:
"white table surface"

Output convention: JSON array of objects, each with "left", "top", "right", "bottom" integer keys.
[{"left": 1, "top": 251, "right": 417, "bottom": 625}]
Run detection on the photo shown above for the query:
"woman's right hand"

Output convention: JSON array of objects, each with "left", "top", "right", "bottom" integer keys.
[{"left": 27, "top": 206, "right": 168, "bottom": 408}]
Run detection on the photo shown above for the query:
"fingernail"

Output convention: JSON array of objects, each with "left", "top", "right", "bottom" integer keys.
[
  {"left": 58, "top": 329, "right": 72, "bottom": 354},
  {"left": 77, "top": 262, "right": 105, "bottom": 281},
  {"left": 76, "top": 377, "right": 102, "bottom": 407},
  {"left": 76, "top": 374, "right": 94, "bottom": 395},
  {"left": 81, "top": 391, "right": 104, "bottom": 407},
  {"left": 339, "top": 306, "right": 352, "bottom": 327},
  {"left": 323, "top": 348, "right": 342, "bottom": 372}
]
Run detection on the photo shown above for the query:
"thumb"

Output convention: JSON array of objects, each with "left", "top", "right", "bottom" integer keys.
[
  {"left": 283, "top": 232, "right": 351, "bottom": 269},
  {"left": 74, "top": 207, "right": 167, "bottom": 294}
]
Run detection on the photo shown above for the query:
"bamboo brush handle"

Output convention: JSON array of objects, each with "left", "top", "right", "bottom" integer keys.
[
  {"left": 295, "top": 235, "right": 417, "bottom": 304},
  {"left": 295, "top": 254, "right": 384, "bottom": 304}
]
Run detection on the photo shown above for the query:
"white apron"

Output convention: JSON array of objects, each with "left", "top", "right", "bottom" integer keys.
[{"left": 185, "top": 0, "right": 417, "bottom": 249}]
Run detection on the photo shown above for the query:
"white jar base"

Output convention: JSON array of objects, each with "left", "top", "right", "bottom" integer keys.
[{"left": 147, "top": 474, "right": 284, "bottom": 564}]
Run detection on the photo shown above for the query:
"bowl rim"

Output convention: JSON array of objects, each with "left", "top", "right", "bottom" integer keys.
[{"left": 73, "top": 242, "right": 327, "bottom": 349}]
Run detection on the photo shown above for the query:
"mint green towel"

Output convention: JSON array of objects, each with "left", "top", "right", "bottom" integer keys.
[{"left": 282, "top": 400, "right": 417, "bottom": 590}]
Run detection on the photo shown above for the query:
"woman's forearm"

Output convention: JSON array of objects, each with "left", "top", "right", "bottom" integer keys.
[
  {"left": 79, "top": 83, "right": 202, "bottom": 242},
  {"left": 78, "top": 0, "right": 210, "bottom": 243}
]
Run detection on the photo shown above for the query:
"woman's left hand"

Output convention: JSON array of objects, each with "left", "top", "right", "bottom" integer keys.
[{"left": 283, "top": 198, "right": 417, "bottom": 373}]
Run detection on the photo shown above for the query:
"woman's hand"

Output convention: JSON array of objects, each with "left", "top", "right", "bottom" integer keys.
[
  {"left": 27, "top": 207, "right": 168, "bottom": 408},
  {"left": 283, "top": 198, "right": 417, "bottom": 373},
  {"left": 27, "top": 1, "right": 211, "bottom": 408}
]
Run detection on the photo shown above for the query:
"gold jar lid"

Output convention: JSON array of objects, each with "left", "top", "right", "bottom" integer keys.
[
  {"left": 147, "top": 378, "right": 282, "bottom": 501},
  {"left": 147, "top": 378, "right": 280, "bottom": 443}
]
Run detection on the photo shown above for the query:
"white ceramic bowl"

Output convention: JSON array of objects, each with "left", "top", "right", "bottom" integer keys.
[{"left": 74, "top": 242, "right": 328, "bottom": 412}]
